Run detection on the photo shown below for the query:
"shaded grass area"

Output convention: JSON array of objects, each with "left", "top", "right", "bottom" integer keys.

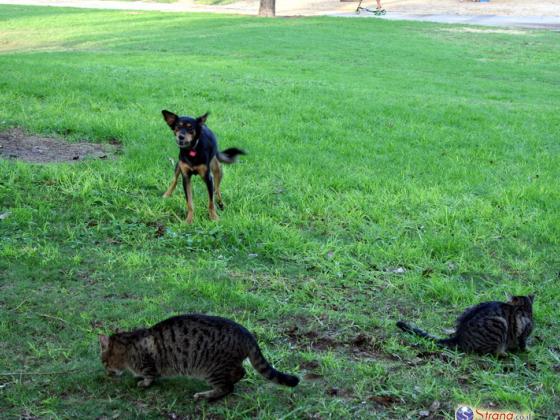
[{"left": 1, "top": 5, "right": 559, "bottom": 418}]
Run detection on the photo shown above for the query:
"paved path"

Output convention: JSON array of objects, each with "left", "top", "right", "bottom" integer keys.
[
  {"left": 1, "top": 0, "right": 560, "bottom": 30},
  {"left": 345, "top": 10, "right": 560, "bottom": 30}
]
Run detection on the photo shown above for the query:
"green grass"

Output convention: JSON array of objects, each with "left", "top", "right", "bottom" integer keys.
[{"left": 1, "top": 5, "right": 559, "bottom": 418}]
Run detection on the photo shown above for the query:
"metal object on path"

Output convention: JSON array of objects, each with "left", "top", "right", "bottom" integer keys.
[{"left": 355, "top": 0, "right": 386, "bottom": 15}]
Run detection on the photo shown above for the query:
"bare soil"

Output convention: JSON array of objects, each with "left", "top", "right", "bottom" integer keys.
[{"left": 0, "top": 128, "right": 120, "bottom": 163}]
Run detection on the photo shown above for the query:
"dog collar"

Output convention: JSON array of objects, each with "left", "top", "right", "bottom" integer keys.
[{"left": 187, "top": 139, "right": 199, "bottom": 158}]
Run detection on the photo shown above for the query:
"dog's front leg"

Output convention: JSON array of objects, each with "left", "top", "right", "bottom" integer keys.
[
  {"left": 163, "top": 162, "right": 181, "bottom": 198},
  {"left": 182, "top": 173, "right": 194, "bottom": 224}
]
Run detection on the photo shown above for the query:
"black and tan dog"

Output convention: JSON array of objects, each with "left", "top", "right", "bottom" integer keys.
[{"left": 162, "top": 110, "right": 245, "bottom": 223}]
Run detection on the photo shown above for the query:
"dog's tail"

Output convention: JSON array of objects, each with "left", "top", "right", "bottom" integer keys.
[
  {"left": 396, "top": 321, "right": 457, "bottom": 348},
  {"left": 217, "top": 147, "right": 246, "bottom": 164},
  {"left": 247, "top": 342, "right": 299, "bottom": 388}
]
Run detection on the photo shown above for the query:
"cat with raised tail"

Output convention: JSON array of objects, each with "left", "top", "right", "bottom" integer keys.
[
  {"left": 397, "top": 295, "right": 534, "bottom": 355},
  {"left": 99, "top": 314, "right": 299, "bottom": 401}
]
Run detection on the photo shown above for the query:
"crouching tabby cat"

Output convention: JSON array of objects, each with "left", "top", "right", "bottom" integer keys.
[
  {"left": 99, "top": 314, "right": 299, "bottom": 401},
  {"left": 397, "top": 295, "right": 534, "bottom": 355}
]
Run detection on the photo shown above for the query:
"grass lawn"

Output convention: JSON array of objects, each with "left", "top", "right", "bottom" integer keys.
[{"left": 1, "top": 5, "right": 559, "bottom": 418}]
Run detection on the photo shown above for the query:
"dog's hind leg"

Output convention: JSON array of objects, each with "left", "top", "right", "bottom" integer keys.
[
  {"left": 198, "top": 165, "right": 219, "bottom": 221},
  {"left": 163, "top": 163, "right": 181, "bottom": 198},
  {"left": 210, "top": 157, "right": 224, "bottom": 210}
]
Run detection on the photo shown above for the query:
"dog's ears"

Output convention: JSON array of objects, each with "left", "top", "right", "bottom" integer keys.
[
  {"left": 163, "top": 110, "right": 208, "bottom": 127},
  {"left": 197, "top": 112, "right": 209, "bottom": 125},
  {"left": 162, "top": 110, "right": 178, "bottom": 128}
]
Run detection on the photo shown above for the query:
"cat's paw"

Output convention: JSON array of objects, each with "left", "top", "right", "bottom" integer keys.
[
  {"left": 193, "top": 391, "right": 215, "bottom": 401},
  {"left": 137, "top": 378, "right": 153, "bottom": 388},
  {"left": 193, "top": 392, "right": 206, "bottom": 401},
  {"left": 193, "top": 389, "right": 230, "bottom": 402}
]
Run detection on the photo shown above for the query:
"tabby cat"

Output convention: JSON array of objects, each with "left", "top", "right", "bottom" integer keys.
[
  {"left": 396, "top": 295, "right": 534, "bottom": 355},
  {"left": 99, "top": 314, "right": 299, "bottom": 401}
]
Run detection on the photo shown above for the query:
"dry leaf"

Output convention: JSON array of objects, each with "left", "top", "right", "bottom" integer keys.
[
  {"left": 369, "top": 395, "right": 399, "bottom": 406},
  {"left": 304, "top": 372, "right": 323, "bottom": 381}
]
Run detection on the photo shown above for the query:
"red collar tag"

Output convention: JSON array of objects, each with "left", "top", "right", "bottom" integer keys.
[{"left": 188, "top": 150, "right": 197, "bottom": 158}]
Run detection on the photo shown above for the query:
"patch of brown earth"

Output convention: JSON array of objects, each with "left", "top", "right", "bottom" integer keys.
[
  {"left": 285, "top": 324, "right": 389, "bottom": 361},
  {"left": 0, "top": 128, "right": 120, "bottom": 163}
]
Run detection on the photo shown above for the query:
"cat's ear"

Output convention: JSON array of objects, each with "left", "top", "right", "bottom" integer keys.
[
  {"left": 509, "top": 295, "right": 532, "bottom": 306},
  {"left": 115, "top": 328, "right": 125, "bottom": 334},
  {"left": 162, "top": 110, "right": 178, "bottom": 129},
  {"left": 99, "top": 335, "right": 110, "bottom": 351},
  {"left": 508, "top": 295, "right": 520, "bottom": 304}
]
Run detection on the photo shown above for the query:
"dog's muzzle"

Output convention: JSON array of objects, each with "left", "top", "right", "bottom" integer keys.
[{"left": 176, "top": 130, "right": 194, "bottom": 148}]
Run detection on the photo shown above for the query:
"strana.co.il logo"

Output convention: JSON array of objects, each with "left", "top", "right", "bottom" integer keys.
[
  {"left": 456, "top": 406, "right": 474, "bottom": 420},
  {"left": 455, "top": 405, "right": 533, "bottom": 420}
]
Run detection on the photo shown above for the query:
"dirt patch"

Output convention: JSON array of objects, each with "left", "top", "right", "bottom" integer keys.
[
  {"left": 0, "top": 128, "right": 120, "bottom": 163},
  {"left": 285, "top": 324, "right": 388, "bottom": 360}
]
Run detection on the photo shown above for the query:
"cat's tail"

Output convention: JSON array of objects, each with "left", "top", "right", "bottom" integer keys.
[
  {"left": 248, "top": 344, "right": 299, "bottom": 387},
  {"left": 396, "top": 321, "right": 458, "bottom": 348},
  {"left": 217, "top": 148, "right": 246, "bottom": 164}
]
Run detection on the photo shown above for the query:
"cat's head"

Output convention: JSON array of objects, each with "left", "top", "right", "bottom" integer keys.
[
  {"left": 99, "top": 333, "right": 128, "bottom": 376},
  {"left": 508, "top": 295, "right": 535, "bottom": 310}
]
